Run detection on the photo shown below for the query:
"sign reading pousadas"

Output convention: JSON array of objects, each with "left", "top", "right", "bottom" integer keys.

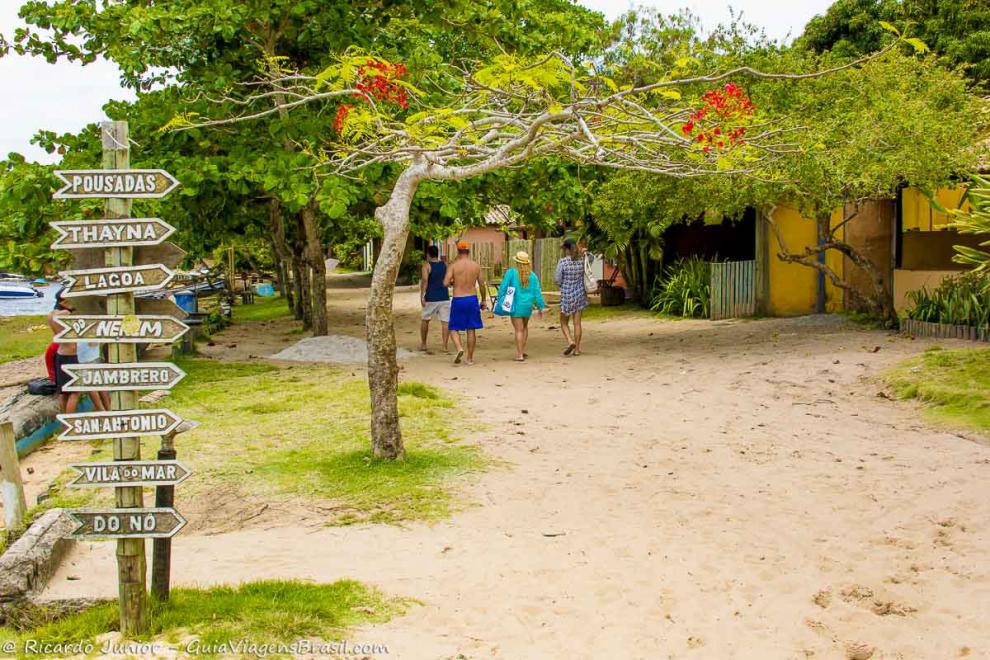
[
  {"left": 50, "top": 218, "right": 176, "bottom": 249},
  {"left": 60, "top": 264, "right": 175, "bottom": 297},
  {"left": 66, "top": 508, "right": 187, "bottom": 539},
  {"left": 61, "top": 362, "right": 187, "bottom": 392},
  {"left": 53, "top": 315, "right": 189, "bottom": 344},
  {"left": 67, "top": 461, "right": 191, "bottom": 488},
  {"left": 57, "top": 409, "right": 185, "bottom": 441},
  {"left": 53, "top": 169, "right": 180, "bottom": 199}
]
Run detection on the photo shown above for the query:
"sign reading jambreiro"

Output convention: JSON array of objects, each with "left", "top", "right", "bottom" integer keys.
[
  {"left": 53, "top": 169, "right": 180, "bottom": 199},
  {"left": 61, "top": 362, "right": 186, "bottom": 392},
  {"left": 53, "top": 315, "right": 190, "bottom": 344},
  {"left": 67, "top": 508, "right": 187, "bottom": 539},
  {"left": 51, "top": 218, "right": 176, "bottom": 249},
  {"left": 57, "top": 408, "right": 184, "bottom": 441},
  {"left": 68, "top": 460, "right": 191, "bottom": 488},
  {"left": 60, "top": 264, "right": 175, "bottom": 297}
]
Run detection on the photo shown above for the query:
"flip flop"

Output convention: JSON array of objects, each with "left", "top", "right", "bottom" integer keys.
[
  {"left": 454, "top": 350, "right": 464, "bottom": 364},
  {"left": 563, "top": 343, "right": 576, "bottom": 356},
  {"left": 514, "top": 356, "right": 526, "bottom": 362}
]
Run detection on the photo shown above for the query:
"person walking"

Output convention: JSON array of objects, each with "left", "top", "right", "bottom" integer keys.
[
  {"left": 495, "top": 251, "right": 546, "bottom": 361},
  {"left": 444, "top": 241, "right": 489, "bottom": 365},
  {"left": 419, "top": 245, "right": 450, "bottom": 353},
  {"left": 555, "top": 238, "right": 589, "bottom": 356}
]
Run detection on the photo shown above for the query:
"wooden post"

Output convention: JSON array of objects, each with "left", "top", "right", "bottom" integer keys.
[
  {"left": 0, "top": 422, "right": 27, "bottom": 529},
  {"left": 102, "top": 121, "right": 148, "bottom": 634},
  {"left": 150, "top": 430, "right": 176, "bottom": 601}
]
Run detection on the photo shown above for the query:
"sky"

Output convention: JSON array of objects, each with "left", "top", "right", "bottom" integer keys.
[{"left": 0, "top": 0, "right": 834, "bottom": 164}]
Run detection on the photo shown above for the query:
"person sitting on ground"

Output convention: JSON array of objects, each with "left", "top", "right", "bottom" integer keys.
[
  {"left": 496, "top": 251, "right": 546, "bottom": 362},
  {"left": 419, "top": 245, "right": 451, "bottom": 353},
  {"left": 46, "top": 290, "right": 81, "bottom": 413},
  {"left": 443, "top": 240, "right": 488, "bottom": 365},
  {"left": 555, "top": 238, "right": 589, "bottom": 356}
]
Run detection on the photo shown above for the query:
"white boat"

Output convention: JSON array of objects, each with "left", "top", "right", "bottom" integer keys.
[{"left": 0, "top": 282, "right": 43, "bottom": 299}]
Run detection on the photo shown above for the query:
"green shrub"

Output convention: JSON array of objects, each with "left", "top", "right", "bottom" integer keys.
[
  {"left": 905, "top": 271, "right": 990, "bottom": 327},
  {"left": 650, "top": 258, "right": 711, "bottom": 318}
]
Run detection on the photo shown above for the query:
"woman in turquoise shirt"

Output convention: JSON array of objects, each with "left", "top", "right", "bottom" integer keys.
[{"left": 496, "top": 251, "right": 547, "bottom": 361}]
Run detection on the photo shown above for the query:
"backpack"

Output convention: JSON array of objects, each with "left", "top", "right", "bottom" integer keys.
[{"left": 27, "top": 377, "right": 57, "bottom": 396}]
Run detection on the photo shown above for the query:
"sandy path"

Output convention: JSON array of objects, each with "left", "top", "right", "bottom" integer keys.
[{"left": 43, "top": 278, "right": 990, "bottom": 659}]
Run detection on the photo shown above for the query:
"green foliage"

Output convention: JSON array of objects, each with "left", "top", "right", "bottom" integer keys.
[
  {"left": 0, "top": 580, "right": 408, "bottom": 650},
  {"left": 905, "top": 272, "right": 990, "bottom": 327},
  {"left": 650, "top": 258, "right": 711, "bottom": 318},
  {"left": 952, "top": 174, "right": 990, "bottom": 275},
  {"left": 0, "top": 315, "right": 51, "bottom": 364},
  {"left": 885, "top": 347, "right": 990, "bottom": 432},
  {"left": 232, "top": 295, "right": 293, "bottom": 323}
]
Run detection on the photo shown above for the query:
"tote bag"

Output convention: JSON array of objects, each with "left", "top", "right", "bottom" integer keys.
[
  {"left": 583, "top": 253, "right": 598, "bottom": 293},
  {"left": 495, "top": 271, "right": 516, "bottom": 316}
]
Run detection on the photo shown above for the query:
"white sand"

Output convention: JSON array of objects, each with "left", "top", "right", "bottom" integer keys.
[
  {"left": 40, "top": 279, "right": 990, "bottom": 659},
  {"left": 270, "top": 334, "right": 419, "bottom": 364}
]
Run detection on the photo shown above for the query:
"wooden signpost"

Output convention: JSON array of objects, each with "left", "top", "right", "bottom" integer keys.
[{"left": 50, "top": 121, "right": 190, "bottom": 634}]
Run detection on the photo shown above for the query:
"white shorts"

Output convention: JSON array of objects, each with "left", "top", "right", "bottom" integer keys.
[{"left": 422, "top": 300, "right": 451, "bottom": 322}]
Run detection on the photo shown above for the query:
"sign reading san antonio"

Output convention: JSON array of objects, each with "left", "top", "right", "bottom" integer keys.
[
  {"left": 66, "top": 508, "right": 187, "bottom": 539},
  {"left": 51, "top": 218, "right": 176, "bottom": 249},
  {"left": 68, "top": 460, "right": 191, "bottom": 488},
  {"left": 61, "top": 362, "right": 186, "bottom": 392},
  {"left": 60, "top": 264, "right": 175, "bottom": 297},
  {"left": 57, "top": 408, "right": 184, "bottom": 441},
  {"left": 53, "top": 169, "right": 180, "bottom": 199},
  {"left": 53, "top": 315, "right": 189, "bottom": 344}
]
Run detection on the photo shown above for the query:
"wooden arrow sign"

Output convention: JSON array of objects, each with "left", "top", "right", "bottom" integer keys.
[
  {"left": 57, "top": 408, "right": 185, "bottom": 441},
  {"left": 65, "top": 296, "right": 190, "bottom": 321},
  {"left": 53, "top": 169, "right": 180, "bottom": 199},
  {"left": 67, "top": 460, "right": 191, "bottom": 488},
  {"left": 51, "top": 218, "right": 176, "bottom": 249},
  {"left": 61, "top": 362, "right": 186, "bottom": 392},
  {"left": 66, "top": 507, "right": 186, "bottom": 539},
  {"left": 53, "top": 315, "right": 189, "bottom": 344},
  {"left": 60, "top": 264, "right": 175, "bottom": 298},
  {"left": 68, "top": 242, "right": 186, "bottom": 271}
]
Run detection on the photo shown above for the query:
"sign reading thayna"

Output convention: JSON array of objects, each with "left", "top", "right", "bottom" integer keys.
[
  {"left": 51, "top": 218, "right": 176, "bottom": 249},
  {"left": 53, "top": 169, "right": 179, "bottom": 199}
]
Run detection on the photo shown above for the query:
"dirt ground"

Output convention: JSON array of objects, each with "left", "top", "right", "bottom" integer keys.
[{"left": 29, "top": 274, "right": 990, "bottom": 659}]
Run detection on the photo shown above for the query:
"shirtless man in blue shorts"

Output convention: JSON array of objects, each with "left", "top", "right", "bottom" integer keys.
[{"left": 443, "top": 241, "right": 489, "bottom": 365}]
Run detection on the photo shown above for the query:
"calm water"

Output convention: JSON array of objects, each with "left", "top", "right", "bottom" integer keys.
[{"left": 0, "top": 281, "right": 63, "bottom": 317}]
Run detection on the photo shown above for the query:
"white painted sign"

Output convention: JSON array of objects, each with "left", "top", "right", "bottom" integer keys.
[
  {"left": 60, "top": 264, "right": 175, "bottom": 297},
  {"left": 61, "top": 362, "right": 186, "bottom": 392},
  {"left": 53, "top": 170, "right": 180, "bottom": 199},
  {"left": 53, "top": 315, "right": 189, "bottom": 344},
  {"left": 51, "top": 218, "right": 176, "bottom": 249},
  {"left": 66, "top": 508, "right": 187, "bottom": 539},
  {"left": 57, "top": 408, "right": 184, "bottom": 441},
  {"left": 67, "top": 461, "right": 191, "bottom": 488}
]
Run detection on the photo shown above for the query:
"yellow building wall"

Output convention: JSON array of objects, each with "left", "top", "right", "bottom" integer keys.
[
  {"left": 902, "top": 186, "right": 971, "bottom": 231},
  {"left": 893, "top": 269, "right": 958, "bottom": 312},
  {"left": 767, "top": 206, "right": 843, "bottom": 316}
]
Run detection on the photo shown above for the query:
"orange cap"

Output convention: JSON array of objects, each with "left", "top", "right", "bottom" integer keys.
[{"left": 456, "top": 241, "right": 471, "bottom": 251}]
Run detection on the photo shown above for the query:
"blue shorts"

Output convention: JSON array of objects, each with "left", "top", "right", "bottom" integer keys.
[{"left": 448, "top": 295, "right": 483, "bottom": 331}]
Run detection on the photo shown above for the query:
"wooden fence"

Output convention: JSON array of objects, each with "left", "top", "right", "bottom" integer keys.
[
  {"left": 446, "top": 240, "right": 499, "bottom": 283},
  {"left": 499, "top": 238, "right": 563, "bottom": 291},
  {"left": 710, "top": 260, "right": 756, "bottom": 320},
  {"left": 901, "top": 319, "right": 990, "bottom": 342}
]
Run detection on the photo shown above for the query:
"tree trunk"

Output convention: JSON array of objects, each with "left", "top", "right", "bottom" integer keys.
[
  {"left": 268, "top": 200, "right": 294, "bottom": 313},
  {"left": 367, "top": 167, "right": 422, "bottom": 460},
  {"left": 292, "top": 214, "right": 312, "bottom": 328},
  {"left": 300, "top": 200, "right": 328, "bottom": 336}
]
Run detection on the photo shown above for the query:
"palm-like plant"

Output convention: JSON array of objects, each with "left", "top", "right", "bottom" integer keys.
[{"left": 952, "top": 174, "right": 990, "bottom": 278}]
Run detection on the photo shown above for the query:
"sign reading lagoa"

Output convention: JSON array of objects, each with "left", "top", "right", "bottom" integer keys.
[
  {"left": 53, "top": 169, "right": 179, "bottom": 199},
  {"left": 61, "top": 362, "right": 186, "bottom": 392},
  {"left": 60, "top": 264, "right": 175, "bottom": 297},
  {"left": 57, "top": 408, "right": 184, "bottom": 441},
  {"left": 53, "top": 315, "right": 189, "bottom": 344},
  {"left": 51, "top": 218, "right": 176, "bottom": 249},
  {"left": 68, "top": 460, "right": 191, "bottom": 488},
  {"left": 66, "top": 508, "right": 186, "bottom": 539}
]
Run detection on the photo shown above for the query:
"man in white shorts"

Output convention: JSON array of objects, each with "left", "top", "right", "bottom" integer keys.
[{"left": 420, "top": 245, "right": 451, "bottom": 353}]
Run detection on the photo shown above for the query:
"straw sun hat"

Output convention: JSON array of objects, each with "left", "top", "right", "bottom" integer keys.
[{"left": 514, "top": 251, "right": 531, "bottom": 265}]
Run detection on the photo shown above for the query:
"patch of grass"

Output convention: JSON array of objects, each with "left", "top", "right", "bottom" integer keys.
[
  {"left": 155, "top": 359, "right": 486, "bottom": 524},
  {"left": 0, "top": 315, "right": 51, "bottom": 364},
  {"left": 0, "top": 580, "right": 408, "bottom": 653},
  {"left": 233, "top": 295, "right": 293, "bottom": 323},
  {"left": 577, "top": 302, "right": 650, "bottom": 321},
  {"left": 885, "top": 346, "right": 990, "bottom": 432}
]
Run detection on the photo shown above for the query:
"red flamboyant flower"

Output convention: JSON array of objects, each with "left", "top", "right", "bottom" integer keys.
[
  {"left": 678, "top": 81, "right": 755, "bottom": 154},
  {"left": 335, "top": 58, "right": 411, "bottom": 134}
]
